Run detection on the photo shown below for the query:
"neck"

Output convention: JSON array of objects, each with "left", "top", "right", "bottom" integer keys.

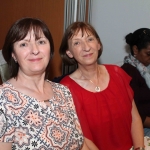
[
  {"left": 78, "top": 66, "right": 99, "bottom": 80},
  {"left": 13, "top": 71, "right": 46, "bottom": 92},
  {"left": 78, "top": 64, "right": 99, "bottom": 79},
  {"left": 78, "top": 65, "right": 101, "bottom": 92}
]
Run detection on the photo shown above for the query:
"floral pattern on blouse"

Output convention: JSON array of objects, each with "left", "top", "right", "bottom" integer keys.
[{"left": 0, "top": 81, "right": 83, "bottom": 150}]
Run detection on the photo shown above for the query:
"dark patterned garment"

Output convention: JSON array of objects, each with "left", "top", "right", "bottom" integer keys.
[
  {"left": 0, "top": 81, "right": 83, "bottom": 150},
  {"left": 121, "top": 63, "right": 150, "bottom": 123}
]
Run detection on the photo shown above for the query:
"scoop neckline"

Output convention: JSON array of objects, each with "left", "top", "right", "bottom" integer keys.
[
  {"left": 68, "top": 65, "right": 110, "bottom": 94},
  {"left": 4, "top": 80, "right": 54, "bottom": 102}
]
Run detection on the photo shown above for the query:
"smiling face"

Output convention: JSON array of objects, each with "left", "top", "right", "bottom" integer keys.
[
  {"left": 133, "top": 45, "right": 150, "bottom": 66},
  {"left": 12, "top": 29, "right": 50, "bottom": 76},
  {"left": 66, "top": 29, "right": 101, "bottom": 66}
]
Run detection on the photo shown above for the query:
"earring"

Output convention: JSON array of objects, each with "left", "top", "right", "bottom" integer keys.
[{"left": 14, "top": 59, "right": 17, "bottom": 63}]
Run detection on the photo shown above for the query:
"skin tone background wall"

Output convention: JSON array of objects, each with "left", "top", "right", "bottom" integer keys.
[
  {"left": 91, "top": 0, "right": 150, "bottom": 65},
  {"left": 0, "top": 0, "right": 64, "bottom": 80}
]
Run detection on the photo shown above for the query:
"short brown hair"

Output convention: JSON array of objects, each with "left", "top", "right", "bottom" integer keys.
[
  {"left": 59, "top": 22, "right": 103, "bottom": 65},
  {"left": 2, "top": 17, "right": 54, "bottom": 79}
]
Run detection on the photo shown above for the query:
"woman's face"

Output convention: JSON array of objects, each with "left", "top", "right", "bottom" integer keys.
[
  {"left": 66, "top": 29, "right": 101, "bottom": 66},
  {"left": 12, "top": 29, "right": 50, "bottom": 76},
  {"left": 135, "top": 46, "right": 150, "bottom": 66}
]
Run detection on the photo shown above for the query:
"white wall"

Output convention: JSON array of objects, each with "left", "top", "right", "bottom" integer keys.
[{"left": 91, "top": 0, "right": 150, "bottom": 65}]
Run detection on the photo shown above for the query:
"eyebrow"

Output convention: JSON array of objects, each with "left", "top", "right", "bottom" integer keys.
[
  {"left": 145, "top": 50, "right": 150, "bottom": 53},
  {"left": 21, "top": 36, "right": 46, "bottom": 41},
  {"left": 22, "top": 39, "right": 30, "bottom": 42},
  {"left": 72, "top": 35, "right": 94, "bottom": 40}
]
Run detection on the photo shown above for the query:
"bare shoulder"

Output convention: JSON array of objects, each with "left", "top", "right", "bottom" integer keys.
[
  {"left": 99, "top": 65, "right": 109, "bottom": 74},
  {"left": 99, "top": 64, "right": 106, "bottom": 70},
  {"left": 69, "top": 70, "right": 85, "bottom": 86},
  {"left": 69, "top": 70, "right": 78, "bottom": 79}
]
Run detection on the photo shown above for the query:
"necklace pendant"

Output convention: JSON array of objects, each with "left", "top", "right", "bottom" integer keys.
[{"left": 95, "top": 86, "right": 100, "bottom": 92}]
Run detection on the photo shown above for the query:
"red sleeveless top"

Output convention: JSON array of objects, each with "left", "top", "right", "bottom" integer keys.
[{"left": 60, "top": 65, "right": 133, "bottom": 150}]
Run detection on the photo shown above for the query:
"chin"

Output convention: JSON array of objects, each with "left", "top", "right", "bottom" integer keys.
[{"left": 30, "top": 67, "right": 46, "bottom": 73}]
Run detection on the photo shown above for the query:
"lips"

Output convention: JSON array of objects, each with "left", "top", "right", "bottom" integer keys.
[
  {"left": 28, "top": 58, "right": 42, "bottom": 62},
  {"left": 83, "top": 53, "right": 93, "bottom": 57}
]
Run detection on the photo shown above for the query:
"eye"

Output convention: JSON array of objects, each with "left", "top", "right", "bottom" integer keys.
[
  {"left": 88, "top": 38, "right": 94, "bottom": 41},
  {"left": 147, "top": 53, "right": 150, "bottom": 56},
  {"left": 73, "top": 41, "right": 80, "bottom": 46},
  {"left": 20, "top": 43, "right": 27, "bottom": 47},
  {"left": 38, "top": 40, "right": 46, "bottom": 45},
  {"left": 89, "top": 38, "right": 93, "bottom": 41}
]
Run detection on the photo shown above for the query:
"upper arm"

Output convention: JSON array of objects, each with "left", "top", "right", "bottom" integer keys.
[
  {"left": 60, "top": 79, "right": 94, "bottom": 141},
  {"left": 131, "top": 100, "right": 141, "bottom": 121},
  {"left": 0, "top": 88, "right": 15, "bottom": 143},
  {"left": 131, "top": 100, "right": 144, "bottom": 148}
]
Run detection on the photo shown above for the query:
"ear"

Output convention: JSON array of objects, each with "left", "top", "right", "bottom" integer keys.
[
  {"left": 12, "top": 52, "right": 17, "bottom": 61},
  {"left": 66, "top": 50, "right": 74, "bottom": 58},
  {"left": 132, "top": 45, "right": 139, "bottom": 55},
  {"left": 98, "top": 43, "right": 101, "bottom": 51}
]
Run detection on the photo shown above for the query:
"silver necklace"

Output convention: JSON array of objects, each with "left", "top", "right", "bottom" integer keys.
[
  {"left": 79, "top": 68, "right": 101, "bottom": 92},
  {"left": 89, "top": 80, "right": 101, "bottom": 92}
]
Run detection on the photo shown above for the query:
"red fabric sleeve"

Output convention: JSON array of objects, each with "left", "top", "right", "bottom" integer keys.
[{"left": 113, "top": 65, "right": 134, "bottom": 101}]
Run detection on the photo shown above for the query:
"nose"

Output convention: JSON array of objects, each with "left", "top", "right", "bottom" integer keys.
[
  {"left": 31, "top": 43, "right": 39, "bottom": 55},
  {"left": 82, "top": 41, "right": 90, "bottom": 51}
]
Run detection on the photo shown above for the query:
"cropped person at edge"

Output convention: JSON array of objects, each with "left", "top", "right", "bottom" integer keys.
[
  {"left": 59, "top": 22, "right": 144, "bottom": 150},
  {"left": 121, "top": 28, "right": 150, "bottom": 137}
]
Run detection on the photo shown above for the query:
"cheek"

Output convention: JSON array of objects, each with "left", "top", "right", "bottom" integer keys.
[
  {"left": 146, "top": 57, "right": 150, "bottom": 63},
  {"left": 42, "top": 46, "right": 50, "bottom": 54},
  {"left": 140, "top": 56, "right": 150, "bottom": 64},
  {"left": 45, "top": 49, "right": 51, "bottom": 60},
  {"left": 16, "top": 52, "right": 28, "bottom": 60},
  {"left": 46, "top": 49, "right": 50, "bottom": 55}
]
